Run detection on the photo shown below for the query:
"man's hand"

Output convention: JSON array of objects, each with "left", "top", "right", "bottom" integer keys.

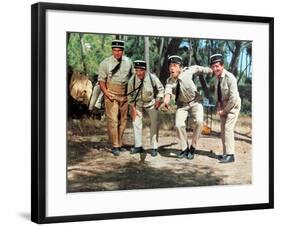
[
  {"left": 131, "top": 106, "right": 138, "bottom": 121},
  {"left": 104, "top": 90, "right": 114, "bottom": 101},
  {"left": 217, "top": 110, "right": 225, "bottom": 117},
  {"left": 154, "top": 100, "right": 161, "bottom": 109},
  {"left": 208, "top": 68, "right": 213, "bottom": 76},
  {"left": 99, "top": 81, "right": 114, "bottom": 101},
  {"left": 160, "top": 94, "right": 170, "bottom": 110}
]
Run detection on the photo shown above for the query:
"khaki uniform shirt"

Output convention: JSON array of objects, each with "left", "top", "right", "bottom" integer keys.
[
  {"left": 165, "top": 65, "right": 212, "bottom": 105},
  {"left": 127, "top": 73, "right": 164, "bottom": 109},
  {"left": 98, "top": 55, "right": 134, "bottom": 85},
  {"left": 215, "top": 69, "right": 241, "bottom": 113}
]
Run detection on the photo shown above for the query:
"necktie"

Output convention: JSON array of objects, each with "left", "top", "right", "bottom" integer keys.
[
  {"left": 217, "top": 78, "right": 222, "bottom": 103},
  {"left": 175, "top": 79, "right": 180, "bottom": 102}
]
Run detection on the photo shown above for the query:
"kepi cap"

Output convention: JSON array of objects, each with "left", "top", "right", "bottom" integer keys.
[
  {"left": 168, "top": 55, "right": 183, "bottom": 65},
  {"left": 134, "top": 60, "right": 146, "bottom": 69},
  {"left": 209, "top": 54, "right": 224, "bottom": 65},
  {"left": 111, "top": 40, "right": 125, "bottom": 49}
]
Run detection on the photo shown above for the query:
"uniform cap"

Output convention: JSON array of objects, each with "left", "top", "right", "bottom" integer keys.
[
  {"left": 111, "top": 40, "right": 125, "bottom": 49},
  {"left": 209, "top": 54, "right": 224, "bottom": 65},
  {"left": 168, "top": 55, "right": 183, "bottom": 65},
  {"left": 134, "top": 60, "right": 146, "bottom": 69}
]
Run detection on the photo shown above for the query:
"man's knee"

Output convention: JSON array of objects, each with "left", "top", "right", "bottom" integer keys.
[{"left": 175, "top": 121, "right": 186, "bottom": 130}]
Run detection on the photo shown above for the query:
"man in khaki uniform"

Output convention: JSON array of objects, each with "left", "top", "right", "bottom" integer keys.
[
  {"left": 127, "top": 60, "right": 164, "bottom": 157},
  {"left": 162, "top": 55, "right": 213, "bottom": 159},
  {"left": 98, "top": 40, "right": 134, "bottom": 156},
  {"left": 210, "top": 54, "right": 241, "bottom": 163}
]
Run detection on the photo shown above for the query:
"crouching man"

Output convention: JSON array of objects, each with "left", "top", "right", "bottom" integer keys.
[
  {"left": 161, "top": 55, "right": 212, "bottom": 159},
  {"left": 127, "top": 60, "right": 164, "bottom": 157}
]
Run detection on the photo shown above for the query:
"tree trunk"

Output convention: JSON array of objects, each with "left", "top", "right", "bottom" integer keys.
[
  {"left": 101, "top": 35, "right": 105, "bottom": 50},
  {"left": 159, "top": 38, "right": 182, "bottom": 83},
  {"left": 188, "top": 39, "right": 193, "bottom": 66},
  {"left": 144, "top": 37, "right": 150, "bottom": 72},
  {"left": 238, "top": 49, "right": 244, "bottom": 84},
  {"left": 192, "top": 39, "right": 210, "bottom": 98},
  {"left": 79, "top": 33, "right": 87, "bottom": 74},
  {"left": 67, "top": 33, "right": 71, "bottom": 45},
  {"left": 229, "top": 41, "right": 242, "bottom": 77},
  {"left": 157, "top": 37, "right": 165, "bottom": 76}
]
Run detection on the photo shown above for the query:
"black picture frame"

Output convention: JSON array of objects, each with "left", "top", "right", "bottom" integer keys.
[{"left": 31, "top": 2, "right": 274, "bottom": 224}]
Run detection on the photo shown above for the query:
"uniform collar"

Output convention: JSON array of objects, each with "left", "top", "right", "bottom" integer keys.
[
  {"left": 111, "top": 55, "right": 124, "bottom": 62},
  {"left": 169, "top": 69, "right": 183, "bottom": 82},
  {"left": 178, "top": 71, "right": 184, "bottom": 81},
  {"left": 135, "top": 72, "right": 148, "bottom": 82},
  {"left": 218, "top": 69, "right": 226, "bottom": 79}
]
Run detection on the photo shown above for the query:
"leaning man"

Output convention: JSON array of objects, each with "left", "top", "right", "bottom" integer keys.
[
  {"left": 162, "top": 55, "right": 212, "bottom": 160},
  {"left": 98, "top": 40, "right": 134, "bottom": 156},
  {"left": 210, "top": 54, "right": 241, "bottom": 163},
  {"left": 127, "top": 60, "right": 164, "bottom": 157}
]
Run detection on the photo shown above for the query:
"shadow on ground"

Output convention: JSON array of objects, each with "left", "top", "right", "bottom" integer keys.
[{"left": 67, "top": 160, "right": 224, "bottom": 192}]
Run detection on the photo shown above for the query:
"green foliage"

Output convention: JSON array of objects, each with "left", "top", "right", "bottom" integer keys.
[
  {"left": 67, "top": 33, "right": 252, "bottom": 115},
  {"left": 67, "top": 33, "right": 113, "bottom": 81}
]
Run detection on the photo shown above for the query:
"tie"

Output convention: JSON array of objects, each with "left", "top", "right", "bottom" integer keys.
[
  {"left": 175, "top": 79, "right": 180, "bottom": 102},
  {"left": 217, "top": 78, "right": 222, "bottom": 104}
]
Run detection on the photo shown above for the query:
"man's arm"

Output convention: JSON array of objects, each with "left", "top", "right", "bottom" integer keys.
[
  {"left": 189, "top": 65, "right": 213, "bottom": 76},
  {"left": 127, "top": 77, "right": 135, "bottom": 104},
  {"left": 223, "top": 75, "right": 240, "bottom": 113},
  {"left": 152, "top": 75, "right": 164, "bottom": 109},
  {"left": 99, "top": 81, "right": 114, "bottom": 101},
  {"left": 98, "top": 60, "right": 114, "bottom": 101},
  {"left": 160, "top": 79, "right": 174, "bottom": 109}
]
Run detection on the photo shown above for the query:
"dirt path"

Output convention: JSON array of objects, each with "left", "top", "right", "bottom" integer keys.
[{"left": 67, "top": 119, "right": 252, "bottom": 192}]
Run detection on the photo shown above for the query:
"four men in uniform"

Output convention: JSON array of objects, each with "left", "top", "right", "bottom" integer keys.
[{"left": 97, "top": 39, "right": 241, "bottom": 163}]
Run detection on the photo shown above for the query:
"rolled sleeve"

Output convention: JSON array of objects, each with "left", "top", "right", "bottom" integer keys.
[
  {"left": 164, "top": 77, "right": 176, "bottom": 96},
  {"left": 153, "top": 75, "right": 164, "bottom": 100},
  {"left": 127, "top": 76, "right": 135, "bottom": 104},
  {"left": 190, "top": 65, "right": 212, "bottom": 75}
]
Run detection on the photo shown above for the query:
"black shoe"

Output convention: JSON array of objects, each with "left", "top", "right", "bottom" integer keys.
[
  {"left": 186, "top": 146, "right": 196, "bottom": 160},
  {"left": 151, "top": 149, "right": 158, "bottom": 157},
  {"left": 111, "top": 147, "right": 120, "bottom": 156},
  {"left": 119, "top": 147, "right": 127, "bottom": 152},
  {"left": 130, "top": 146, "right": 144, "bottom": 154},
  {"left": 177, "top": 149, "right": 188, "bottom": 158},
  {"left": 219, "top": 154, "right": 235, "bottom": 163}
]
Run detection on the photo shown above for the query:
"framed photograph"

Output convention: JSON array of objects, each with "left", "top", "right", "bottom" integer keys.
[{"left": 31, "top": 2, "right": 274, "bottom": 224}]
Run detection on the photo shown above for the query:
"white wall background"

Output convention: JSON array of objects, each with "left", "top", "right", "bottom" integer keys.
[{"left": 0, "top": 0, "right": 279, "bottom": 225}]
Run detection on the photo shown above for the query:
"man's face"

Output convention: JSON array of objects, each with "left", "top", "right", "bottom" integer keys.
[
  {"left": 169, "top": 63, "right": 181, "bottom": 79},
  {"left": 112, "top": 48, "right": 123, "bottom": 60},
  {"left": 211, "top": 62, "right": 224, "bottom": 78},
  {"left": 135, "top": 68, "right": 146, "bottom": 80}
]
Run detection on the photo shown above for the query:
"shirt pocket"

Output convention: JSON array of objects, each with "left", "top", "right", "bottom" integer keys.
[
  {"left": 142, "top": 90, "right": 153, "bottom": 102},
  {"left": 222, "top": 85, "right": 229, "bottom": 99}
]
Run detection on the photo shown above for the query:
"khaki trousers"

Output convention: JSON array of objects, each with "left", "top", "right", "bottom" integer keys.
[
  {"left": 220, "top": 102, "right": 241, "bottom": 154},
  {"left": 104, "top": 83, "right": 128, "bottom": 148},
  {"left": 175, "top": 102, "right": 203, "bottom": 151},
  {"left": 132, "top": 107, "right": 159, "bottom": 149}
]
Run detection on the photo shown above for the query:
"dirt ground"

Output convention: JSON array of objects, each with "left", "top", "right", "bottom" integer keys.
[{"left": 67, "top": 115, "right": 252, "bottom": 192}]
